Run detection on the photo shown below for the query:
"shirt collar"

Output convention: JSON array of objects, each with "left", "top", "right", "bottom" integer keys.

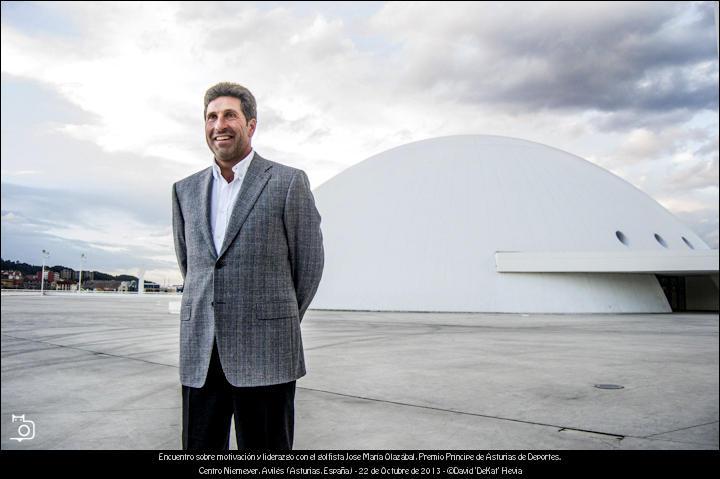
[{"left": 211, "top": 149, "right": 254, "bottom": 183}]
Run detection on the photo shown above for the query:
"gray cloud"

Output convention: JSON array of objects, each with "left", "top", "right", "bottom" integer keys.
[
  {"left": 0, "top": 78, "right": 186, "bottom": 279},
  {"left": 1, "top": 221, "right": 176, "bottom": 275},
  {"left": 695, "top": 134, "right": 720, "bottom": 157},
  {"left": 590, "top": 109, "right": 697, "bottom": 133},
  {"left": 371, "top": 2, "right": 718, "bottom": 124},
  {"left": 668, "top": 156, "right": 719, "bottom": 191},
  {"left": 1, "top": 182, "right": 177, "bottom": 274},
  {"left": 1, "top": 182, "right": 168, "bottom": 228}
]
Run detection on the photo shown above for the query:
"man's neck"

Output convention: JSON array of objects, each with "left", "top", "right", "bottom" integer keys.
[
  {"left": 216, "top": 160, "right": 238, "bottom": 183},
  {"left": 215, "top": 148, "right": 252, "bottom": 183}
]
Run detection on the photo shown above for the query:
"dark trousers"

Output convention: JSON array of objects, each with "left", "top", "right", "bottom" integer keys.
[{"left": 182, "top": 340, "right": 296, "bottom": 450}]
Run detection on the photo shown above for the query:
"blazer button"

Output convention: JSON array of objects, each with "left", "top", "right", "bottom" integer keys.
[{"left": 216, "top": 260, "right": 225, "bottom": 269}]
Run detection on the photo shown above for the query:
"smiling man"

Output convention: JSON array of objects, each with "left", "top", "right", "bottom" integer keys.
[{"left": 171, "top": 82, "right": 324, "bottom": 450}]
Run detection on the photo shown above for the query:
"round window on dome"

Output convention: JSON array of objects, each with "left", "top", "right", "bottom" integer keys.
[
  {"left": 615, "top": 230, "right": 629, "bottom": 246},
  {"left": 654, "top": 233, "right": 668, "bottom": 248},
  {"left": 681, "top": 236, "right": 695, "bottom": 249}
]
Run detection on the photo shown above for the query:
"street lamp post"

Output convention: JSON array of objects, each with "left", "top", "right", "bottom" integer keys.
[
  {"left": 78, "top": 253, "right": 86, "bottom": 293},
  {"left": 40, "top": 249, "right": 50, "bottom": 296}
]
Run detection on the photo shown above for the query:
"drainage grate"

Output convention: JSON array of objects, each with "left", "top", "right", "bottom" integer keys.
[{"left": 594, "top": 384, "right": 624, "bottom": 390}]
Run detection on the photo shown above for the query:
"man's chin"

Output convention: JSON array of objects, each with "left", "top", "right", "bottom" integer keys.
[{"left": 214, "top": 151, "right": 237, "bottom": 163}]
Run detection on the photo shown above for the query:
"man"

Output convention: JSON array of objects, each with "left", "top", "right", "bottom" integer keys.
[{"left": 171, "top": 82, "right": 324, "bottom": 450}]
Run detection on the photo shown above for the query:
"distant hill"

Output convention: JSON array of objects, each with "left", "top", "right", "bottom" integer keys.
[{"left": 1, "top": 258, "right": 138, "bottom": 281}]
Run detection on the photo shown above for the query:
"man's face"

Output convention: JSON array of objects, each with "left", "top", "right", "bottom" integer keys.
[{"left": 205, "top": 96, "right": 256, "bottom": 163}]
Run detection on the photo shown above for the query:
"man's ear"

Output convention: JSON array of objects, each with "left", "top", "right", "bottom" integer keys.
[{"left": 248, "top": 118, "right": 257, "bottom": 138}]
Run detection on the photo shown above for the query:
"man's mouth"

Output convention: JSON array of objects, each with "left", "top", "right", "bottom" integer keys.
[{"left": 214, "top": 135, "right": 234, "bottom": 145}]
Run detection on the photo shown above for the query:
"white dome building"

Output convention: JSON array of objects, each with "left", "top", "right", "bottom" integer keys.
[{"left": 311, "top": 135, "right": 718, "bottom": 313}]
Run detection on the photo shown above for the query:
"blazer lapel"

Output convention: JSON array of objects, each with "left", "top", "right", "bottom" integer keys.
[
  {"left": 198, "top": 167, "right": 217, "bottom": 259},
  {"left": 217, "top": 154, "right": 272, "bottom": 259}
]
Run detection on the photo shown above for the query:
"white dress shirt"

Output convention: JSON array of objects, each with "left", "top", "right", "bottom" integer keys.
[{"left": 210, "top": 149, "right": 254, "bottom": 255}]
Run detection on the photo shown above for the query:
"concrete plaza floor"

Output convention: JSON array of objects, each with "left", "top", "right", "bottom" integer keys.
[{"left": 1, "top": 292, "right": 718, "bottom": 450}]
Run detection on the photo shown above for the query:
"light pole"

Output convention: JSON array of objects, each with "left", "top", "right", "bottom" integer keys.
[
  {"left": 78, "top": 253, "right": 86, "bottom": 293},
  {"left": 40, "top": 249, "right": 50, "bottom": 296}
]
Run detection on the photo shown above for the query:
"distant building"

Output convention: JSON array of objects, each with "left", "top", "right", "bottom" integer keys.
[
  {"left": 84, "top": 280, "right": 121, "bottom": 291},
  {"left": 73, "top": 270, "right": 94, "bottom": 281},
  {"left": 23, "top": 278, "right": 40, "bottom": 290},
  {"left": 117, "top": 280, "right": 138, "bottom": 292},
  {"left": 1, "top": 270, "right": 24, "bottom": 289},
  {"left": 60, "top": 269, "right": 74, "bottom": 280},
  {"left": 2, "top": 270, "right": 24, "bottom": 280},
  {"left": 35, "top": 270, "right": 57, "bottom": 283},
  {"left": 54, "top": 279, "right": 76, "bottom": 291}
]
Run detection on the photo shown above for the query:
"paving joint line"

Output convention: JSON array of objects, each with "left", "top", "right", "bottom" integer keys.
[
  {"left": 643, "top": 420, "right": 719, "bottom": 438},
  {"left": 300, "top": 386, "right": 626, "bottom": 440},
  {"left": 1, "top": 333, "right": 177, "bottom": 369}
]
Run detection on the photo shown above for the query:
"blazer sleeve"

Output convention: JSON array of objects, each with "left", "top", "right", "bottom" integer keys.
[
  {"left": 172, "top": 183, "right": 188, "bottom": 281},
  {"left": 283, "top": 169, "right": 324, "bottom": 322}
]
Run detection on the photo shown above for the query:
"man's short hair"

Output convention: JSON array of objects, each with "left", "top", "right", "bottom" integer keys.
[{"left": 204, "top": 82, "right": 257, "bottom": 122}]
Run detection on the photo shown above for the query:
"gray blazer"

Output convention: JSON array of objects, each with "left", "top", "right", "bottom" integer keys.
[{"left": 172, "top": 153, "right": 324, "bottom": 387}]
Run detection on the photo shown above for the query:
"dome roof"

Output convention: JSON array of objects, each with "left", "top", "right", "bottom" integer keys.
[{"left": 311, "top": 135, "right": 709, "bottom": 313}]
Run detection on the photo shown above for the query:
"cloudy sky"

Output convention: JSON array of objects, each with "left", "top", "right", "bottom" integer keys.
[{"left": 1, "top": 1, "right": 718, "bottom": 285}]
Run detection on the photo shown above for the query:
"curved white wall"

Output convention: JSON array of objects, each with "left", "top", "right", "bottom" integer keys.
[{"left": 311, "top": 135, "right": 709, "bottom": 313}]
